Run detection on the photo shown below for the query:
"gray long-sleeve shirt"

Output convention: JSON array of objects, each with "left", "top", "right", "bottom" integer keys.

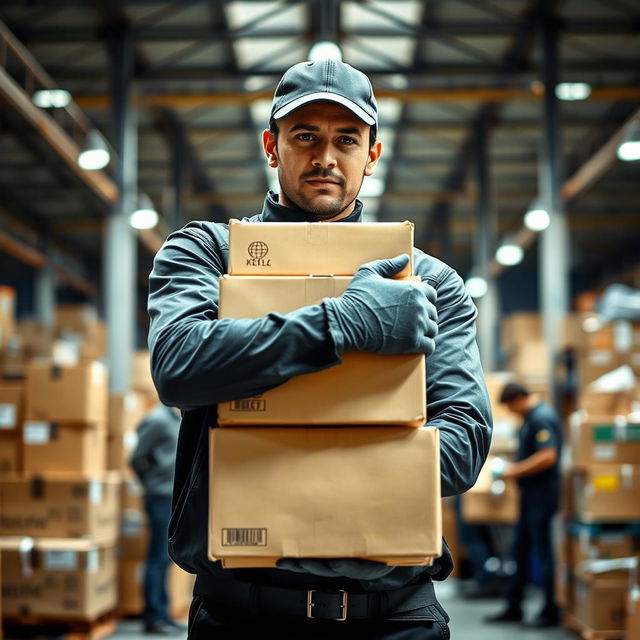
[
  {"left": 130, "top": 404, "right": 181, "bottom": 496},
  {"left": 147, "top": 192, "right": 492, "bottom": 591}
]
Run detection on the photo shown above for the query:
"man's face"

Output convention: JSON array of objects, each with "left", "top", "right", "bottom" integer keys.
[{"left": 262, "top": 102, "right": 382, "bottom": 221}]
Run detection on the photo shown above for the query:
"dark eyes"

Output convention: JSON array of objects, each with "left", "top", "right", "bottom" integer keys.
[{"left": 294, "top": 133, "right": 358, "bottom": 145}]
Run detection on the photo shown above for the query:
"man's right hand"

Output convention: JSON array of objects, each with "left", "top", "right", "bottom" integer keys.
[{"left": 323, "top": 254, "right": 438, "bottom": 356}]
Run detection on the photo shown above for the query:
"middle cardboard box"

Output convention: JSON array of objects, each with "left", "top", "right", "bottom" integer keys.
[
  {"left": 209, "top": 425, "right": 442, "bottom": 567},
  {"left": 217, "top": 275, "right": 426, "bottom": 427}
]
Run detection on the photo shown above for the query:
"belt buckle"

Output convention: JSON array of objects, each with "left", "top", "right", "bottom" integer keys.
[{"left": 306, "top": 589, "right": 349, "bottom": 621}]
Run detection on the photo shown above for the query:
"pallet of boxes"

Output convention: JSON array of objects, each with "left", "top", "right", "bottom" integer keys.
[
  {"left": 209, "top": 220, "right": 441, "bottom": 576},
  {"left": 113, "top": 355, "right": 195, "bottom": 621},
  {"left": 558, "top": 317, "right": 640, "bottom": 640},
  {"left": 0, "top": 302, "right": 120, "bottom": 638}
]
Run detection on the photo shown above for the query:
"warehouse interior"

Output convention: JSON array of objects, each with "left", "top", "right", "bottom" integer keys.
[{"left": 0, "top": 0, "right": 639, "bottom": 638}]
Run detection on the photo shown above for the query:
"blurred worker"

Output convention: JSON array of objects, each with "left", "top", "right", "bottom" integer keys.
[
  {"left": 148, "top": 58, "right": 491, "bottom": 639},
  {"left": 485, "top": 382, "right": 562, "bottom": 628},
  {"left": 130, "top": 403, "right": 186, "bottom": 635}
]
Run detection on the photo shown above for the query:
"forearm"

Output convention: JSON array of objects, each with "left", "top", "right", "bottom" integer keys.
[
  {"left": 150, "top": 305, "right": 340, "bottom": 410},
  {"left": 507, "top": 449, "right": 557, "bottom": 478}
]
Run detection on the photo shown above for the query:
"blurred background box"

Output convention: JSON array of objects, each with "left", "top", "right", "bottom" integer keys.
[
  {"left": 25, "top": 361, "right": 107, "bottom": 423},
  {"left": 0, "top": 538, "right": 116, "bottom": 620},
  {"left": 0, "top": 473, "right": 120, "bottom": 541}
]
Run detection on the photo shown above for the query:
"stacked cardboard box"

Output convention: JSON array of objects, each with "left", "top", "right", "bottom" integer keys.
[
  {"left": 562, "top": 313, "right": 640, "bottom": 387},
  {"left": 502, "top": 313, "right": 550, "bottom": 384},
  {"left": 0, "top": 357, "right": 119, "bottom": 620},
  {"left": 561, "top": 396, "right": 640, "bottom": 635},
  {"left": 0, "top": 287, "right": 16, "bottom": 353},
  {"left": 210, "top": 220, "right": 440, "bottom": 569}
]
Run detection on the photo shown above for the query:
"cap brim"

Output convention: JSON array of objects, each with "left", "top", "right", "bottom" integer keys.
[{"left": 272, "top": 91, "right": 376, "bottom": 126}]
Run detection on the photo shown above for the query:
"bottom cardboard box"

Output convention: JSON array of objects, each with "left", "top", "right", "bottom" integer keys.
[
  {"left": 0, "top": 537, "right": 116, "bottom": 620},
  {"left": 220, "top": 556, "right": 434, "bottom": 569},
  {"left": 209, "top": 427, "right": 441, "bottom": 567},
  {"left": 573, "top": 570, "right": 628, "bottom": 632}
]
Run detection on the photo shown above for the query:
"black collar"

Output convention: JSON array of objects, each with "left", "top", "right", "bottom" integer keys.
[{"left": 259, "top": 191, "right": 363, "bottom": 223}]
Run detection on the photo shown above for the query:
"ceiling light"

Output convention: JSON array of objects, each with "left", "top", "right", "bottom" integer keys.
[
  {"left": 465, "top": 276, "right": 488, "bottom": 299},
  {"left": 129, "top": 194, "right": 159, "bottom": 230},
  {"left": 308, "top": 41, "right": 343, "bottom": 62},
  {"left": 78, "top": 129, "right": 110, "bottom": 170},
  {"left": 524, "top": 207, "right": 550, "bottom": 231},
  {"left": 617, "top": 121, "right": 640, "bottom": 162},
  {"left": 495, "top": 239, "right": 524, "bottom": 266},
  {"left": 555, "top": 82, "right": 592, "bottom": 101},
  {"left": 32, "top": 89, "right": 72, "bottom": 108}
]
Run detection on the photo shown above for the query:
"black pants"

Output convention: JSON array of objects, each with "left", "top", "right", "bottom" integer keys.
[
  {"left": 507, "top": 493, "right": 557, "bottom": 613},
  {"left": 187, "top": 594, "right": 450, "bottom": 639}
]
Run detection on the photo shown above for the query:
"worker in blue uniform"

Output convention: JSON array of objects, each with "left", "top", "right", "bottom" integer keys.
[
  {"left": 486, "top": 382, "right": 562, "bottom": 628},
  {"left": 148, "top": 58, "right": 492, "bottom": 639}
]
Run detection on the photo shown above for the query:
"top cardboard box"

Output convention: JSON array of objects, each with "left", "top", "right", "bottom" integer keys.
[{"left": 228, "top": 219, "right": 414, "bottom": 276}]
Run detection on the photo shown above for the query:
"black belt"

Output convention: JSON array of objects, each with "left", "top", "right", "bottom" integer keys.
[{"left": 194, "top": 573, "right": 438, "bottom": 622}]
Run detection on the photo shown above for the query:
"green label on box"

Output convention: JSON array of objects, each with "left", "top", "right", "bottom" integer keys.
[{"left": 593, "top": 424, "right": 640, "bottom": 443}]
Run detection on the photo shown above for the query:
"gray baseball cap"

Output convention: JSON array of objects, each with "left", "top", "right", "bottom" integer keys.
[{"left": 270, "top": 59, "right": 378, "bottom": 131}]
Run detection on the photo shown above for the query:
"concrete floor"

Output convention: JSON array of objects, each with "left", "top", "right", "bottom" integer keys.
[{"left": 108, "top": 580, "right": 573, "bottom": 640}]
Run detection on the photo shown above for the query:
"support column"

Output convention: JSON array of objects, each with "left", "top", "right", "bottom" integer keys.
[
  {"left": 538, "top": 2, "right": 570, "bottom": 404},
  {"left": 474, "top": 115, "right": 498, "bottom": 371},
  {"left": 34, "top": 260, "right": 55, "bottom": 327},
  {"left": 103, "top": 28, "right": 137, "bottom": 394}
]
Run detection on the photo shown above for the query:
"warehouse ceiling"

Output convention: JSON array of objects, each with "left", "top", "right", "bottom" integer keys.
[{"left": 0, "top": 0, "right": 639, "bottom": 314}]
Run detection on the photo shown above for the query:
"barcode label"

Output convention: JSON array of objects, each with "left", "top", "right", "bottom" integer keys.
[{"left": 222, "top": 528, "right": 267, "bottom": 546}]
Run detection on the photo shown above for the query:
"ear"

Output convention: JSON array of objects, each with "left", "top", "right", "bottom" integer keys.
[
  {"left": 364, "top": 140, "right": 382, "bottom": 176},
  {"left": 262, "top": 129, "right": 278, "bottom": 168}
]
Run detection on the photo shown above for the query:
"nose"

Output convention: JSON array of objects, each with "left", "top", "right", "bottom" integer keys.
[{"left": 312, "top": 140, "right": 337, "bottom": 169}]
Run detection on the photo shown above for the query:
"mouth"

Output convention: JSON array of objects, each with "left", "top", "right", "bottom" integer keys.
[{"left": 305, "top": 179, "right": 340, "bottom": 188}]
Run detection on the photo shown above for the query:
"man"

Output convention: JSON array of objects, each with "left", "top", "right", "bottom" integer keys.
[
  {"left": 486, "top": 382, "right": 562, "bottom": 628},
  {"left": 130, "top": 403, "right": 185, "bottom": 635},
  {"left": 148, "top": 59, "right": 491, "bottom": 639}
]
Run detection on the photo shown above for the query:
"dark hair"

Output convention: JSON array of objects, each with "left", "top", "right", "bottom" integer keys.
[
  {"left": 269, "top": 120, "right": 377, "bottom": 149},
  {"left": 499, "top": 382, "right": 530, "bottom": 404}
]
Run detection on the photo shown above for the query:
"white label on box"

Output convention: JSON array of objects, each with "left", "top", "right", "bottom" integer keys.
[
  {"left": 44, "top": 550, "right": 78, "bottom": 571},
  {"left": 125, "top": 393, "right": 138, "bottom": 413},
  {"left": 23, "top": 422, "right": 50, "bottom": 444},
  {"left": 589, "top": 350, "right": 613, "bottom": 365},
  {"left": 52, "top": 340, "right": 80, "bottom": 366},
  {"left": 123, "top": 431, "right": 138, "bottom": 450},
  {"left": 91, "top": 362, "right": 105, "bottom": 386},
  {"left": 593, "top": 445, "right": 616, "bottom": 461},
  {"left": 89, "top": 480, "right": 103, "bottom": 504},
  {"left": 0, "top": 403, "right": 16, "bottom": 428},
  {"left": 87, "top": 549, "right": 100, "bottom": 573},
  {"left": 613, "top": 321, "right": 633, "bottom": 353}
]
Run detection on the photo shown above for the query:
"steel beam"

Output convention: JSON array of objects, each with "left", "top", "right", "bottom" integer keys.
[
  {"left": 473, "top": 115, "right": 498, "bottom": 371},
  {"left": 538, "top": 1, "right": 569, "bottom": 405},
  {"left": 103, "top": 27, "right": 137, "bottom": 394}
]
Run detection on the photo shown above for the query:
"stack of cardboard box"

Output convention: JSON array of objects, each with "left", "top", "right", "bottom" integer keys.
[
  {"left": 0, "top": 357, "right": 119, "bottom": 620},
  {"left": 502, "top": 313, "right": 549, "bottom": 389},
  {"left": 558, "top": 393, "right": 640, "bottom": 636},
  {"left": 209, "top": 220, "right": 441, "bottom": 570}
]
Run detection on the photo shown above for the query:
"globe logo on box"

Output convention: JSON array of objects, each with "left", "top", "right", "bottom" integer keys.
[{"left": 246, "top": 241, "right": 271, "bottom": 267}]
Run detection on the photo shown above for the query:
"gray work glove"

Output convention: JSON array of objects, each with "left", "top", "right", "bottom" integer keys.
[
  {"left": 323, "top": 254, "right": 438, "bottom": 356},
  {"left": 276, "top": 558, "right": 395, "bottom": 580}
]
